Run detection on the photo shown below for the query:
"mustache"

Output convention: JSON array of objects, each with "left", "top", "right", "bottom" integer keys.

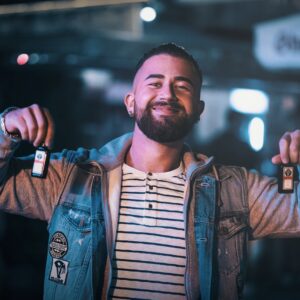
[{"left": 148, "top": 100, "right": 184, "bottom": 110}]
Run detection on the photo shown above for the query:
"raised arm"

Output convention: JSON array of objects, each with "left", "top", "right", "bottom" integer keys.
[
  {"left": 0, "top": 105, "right": 71, "bottom": 222},
  {"left": 249, "top": 130, "right": 300, "bottom": 239}
]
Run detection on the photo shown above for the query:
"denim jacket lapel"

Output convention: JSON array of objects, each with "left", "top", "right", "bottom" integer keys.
[{"left": 194, "top": 175, "right": 218, "bottom": 300}]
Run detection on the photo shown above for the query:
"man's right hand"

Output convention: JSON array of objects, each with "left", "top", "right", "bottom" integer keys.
[{"left": 4, "top": 104, "right": 55, "bottom": 148}]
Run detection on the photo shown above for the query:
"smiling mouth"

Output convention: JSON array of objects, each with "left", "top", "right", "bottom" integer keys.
[{"left": 151, "top": 102, "right": 181, "bottom": 112}]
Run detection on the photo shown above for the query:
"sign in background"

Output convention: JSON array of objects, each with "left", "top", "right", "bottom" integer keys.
[{"left": 254, "top": 14, "right": 300, "bottom": 69}]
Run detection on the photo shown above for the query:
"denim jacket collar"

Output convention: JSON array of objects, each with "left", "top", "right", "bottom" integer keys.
[{"left": 93, "top": 132, "right": 215, "bottom": 177}]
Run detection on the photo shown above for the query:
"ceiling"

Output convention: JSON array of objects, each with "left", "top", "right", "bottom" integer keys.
[{"left": 0, "top": 0, "right": 299, "bottom": 92}]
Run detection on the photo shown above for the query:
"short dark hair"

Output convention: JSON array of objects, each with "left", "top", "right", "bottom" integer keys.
[{"left": 134, "top": 43, "right": 202, "bottom": 84}]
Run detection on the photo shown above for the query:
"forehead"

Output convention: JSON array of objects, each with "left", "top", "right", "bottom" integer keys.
[{"left": 135, "top": 54, "right": 198, "bottom": 82}]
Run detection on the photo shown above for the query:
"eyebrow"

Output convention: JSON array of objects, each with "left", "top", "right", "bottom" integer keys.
[
  {"left": 145, "top": 74, "right": 194, "bottom": 87},
  {"left": 145, "top": 74, "right": 164, "bottom": 80}
]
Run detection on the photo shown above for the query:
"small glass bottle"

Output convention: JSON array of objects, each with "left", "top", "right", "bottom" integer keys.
[
  {"left": 31, "top": 145, "right": 50, "bottom": 178},
  {"left": 278, "top": 164, "right": 297, "bottom": 194}
]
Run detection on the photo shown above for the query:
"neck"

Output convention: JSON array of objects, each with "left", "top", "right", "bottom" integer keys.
[{"left": 126, "top": 125, "right": 184, "bottom": 173}]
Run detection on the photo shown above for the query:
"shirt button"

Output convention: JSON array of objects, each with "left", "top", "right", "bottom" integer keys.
[
  {"left": 149, "top": 203, "right": 153, "bottom": 209},
  {"left": 149, "top": 185, "right": 153, "bottom": 190},
  {"left": 148, "top": 172, "right": 152, "bottom": 176}
]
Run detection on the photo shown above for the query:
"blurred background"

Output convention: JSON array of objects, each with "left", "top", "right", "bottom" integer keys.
[{"left": 0, "top": 0, "right": 300, "bottom": 299}]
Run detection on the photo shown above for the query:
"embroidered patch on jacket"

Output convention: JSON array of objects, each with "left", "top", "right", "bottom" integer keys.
[
  {"left": 49, "top": 231, "right": 68, "bottom": 258},
  {"left": 49, "top": 258, "right": 69, "bottom": 285}
]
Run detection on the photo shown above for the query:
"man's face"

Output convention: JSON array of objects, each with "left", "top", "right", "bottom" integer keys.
[{"left": 125, "top": 54, "right": 203, "bottom": 143}]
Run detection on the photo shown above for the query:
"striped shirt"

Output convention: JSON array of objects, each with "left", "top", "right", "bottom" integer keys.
[{"left": 110, "top": 163, "right": 187, "bottom": 300}]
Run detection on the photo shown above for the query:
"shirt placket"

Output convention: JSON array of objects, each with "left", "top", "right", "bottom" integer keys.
[{"left": 143, "top": 172, "right": 158, "bottom": 226}]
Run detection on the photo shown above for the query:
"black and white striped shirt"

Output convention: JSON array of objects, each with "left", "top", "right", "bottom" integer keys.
[{"left": 110, "top": 163, "right": 187, "bottom": 300}]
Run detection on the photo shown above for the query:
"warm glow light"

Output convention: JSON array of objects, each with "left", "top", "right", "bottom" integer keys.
[
  {"left": 230, "top": 88, "right": 269, "bottom": 114},
  {"left": 248, "top": 117, "right": 265, "bottom": 151},
  {"left": 140, "top": 6, "right": 156, "bottom": 22},
  {"left": 17, "top": 53, "right": 29, "bottom": 65}
]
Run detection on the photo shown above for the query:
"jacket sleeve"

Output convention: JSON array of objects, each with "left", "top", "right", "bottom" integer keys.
[
  {"left": 247, "top": 168, "right": 300, "bottom": 239},
  {"left": 0, "top": 131, "right": 74, "bottom": 222}
]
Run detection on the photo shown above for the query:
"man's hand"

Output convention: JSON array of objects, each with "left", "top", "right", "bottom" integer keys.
[
  {"left": 4, "top": 104, "right": 55, "bottom": 148},
  {"left": 272, "top": 130, "right": 300, "bottom": 165}
]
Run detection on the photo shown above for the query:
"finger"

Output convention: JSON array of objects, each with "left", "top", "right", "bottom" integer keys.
[
  {"left": 22, "top": 107, "right": 38, "bottom": 143},
  {"left": 289, "top": 130, "right": 300, "bottom": 164},
  {"left": 4, "top": 109, "right": 21, "bottom": 134},
  {"left": 31, "top": 104, "right": 48, "bottom": 147},
  {"left": 279, "top": 132, "right": 291, "bottom": 164},
  {"left": 271, "top": 154, "right": 282, "bottom": 165},
  {"left": 43, "top": 108, "right": 55, "bottom": 149},
  {"left": 17, "top": 116, "right": 30, "bottom": 141}
]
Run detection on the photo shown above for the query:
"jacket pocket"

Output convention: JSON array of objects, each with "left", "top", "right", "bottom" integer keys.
[
  {"left": 217, "top": 216, "right": 248, "bottom": 275},
  {"left": 61, "top": 204, "right": 92, "bottom": 232}
]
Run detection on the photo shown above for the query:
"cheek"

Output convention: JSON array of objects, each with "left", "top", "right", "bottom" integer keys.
[
  {"left": 135, "top": 90, "right": 155, "bottom": 108},
  {"left": 133, "top": 96, "right": 147, "bottom": 117},
  {"left": 182, "top": 98, "right": 196, "bottom": 114}
]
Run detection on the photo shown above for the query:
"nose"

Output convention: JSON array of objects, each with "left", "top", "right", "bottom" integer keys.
[{"left": 159, "top": 83, "right": 177, "bottom": 101}]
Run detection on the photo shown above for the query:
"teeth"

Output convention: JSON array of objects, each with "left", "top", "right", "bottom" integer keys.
[
  {"left": 152, "top": 103, "right": 180, "bottom": 110},
  {"left": 154, "top": 103, "right": 168, "bottom": 107}
]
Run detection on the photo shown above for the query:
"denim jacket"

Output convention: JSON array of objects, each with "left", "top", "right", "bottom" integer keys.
[{"left": 1, "top": 132, "right": 300, "bottom": 300}]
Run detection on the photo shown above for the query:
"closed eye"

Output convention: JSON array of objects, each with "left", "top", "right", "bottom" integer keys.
[
  {"left": 176, "top": 84, "right": 191, "bottom": 92},
  {"left": 178, "top": 85, "right": 189, "bottom": 90},
  {"left": 148, "top": 82, "right": 162, "bottom": 88}
]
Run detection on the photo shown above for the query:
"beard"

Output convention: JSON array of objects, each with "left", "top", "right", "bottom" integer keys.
[{"left": 134, "top": 100, "right": 199, "bottom": 143}]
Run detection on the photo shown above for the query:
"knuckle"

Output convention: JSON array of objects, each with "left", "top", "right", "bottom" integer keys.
[
  {"left": 30, "top": 103, "right": 41, "bottom": 110},
  {"left": 290, "top": 144, "right": 298, "bottom": 152},
  {"left": 20, "top": 107, "right": 29, "bottom": 115},
  {"left": 14, "top": 110, "right": 21, "bottom": 118},
  {"left": 292, "top": 129, "right": 300, "bottom": 138},
  {"left": 279, "top": 138, "right": 288, "bottom": 147},
  {"left": 10, "top": 108, "right": 19, "bottom": 115},
  {"left": 22, "top": 108, "right": 33, "bottom": 119}
]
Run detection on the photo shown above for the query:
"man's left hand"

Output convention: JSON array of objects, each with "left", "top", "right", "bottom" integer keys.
[{"left": 272, "top": 130, "right": 300, "bottom": 165}]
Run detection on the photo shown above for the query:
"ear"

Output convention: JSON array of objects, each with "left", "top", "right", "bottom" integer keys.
[
  {"left": 124, "top": 92, "right": 135, "bottom": 116},
  {"left": 199, "top": 100, "right": 205, "bottom": 115},
  {"left": 196, "top": 100, "right": 205, "bottom": 118}
]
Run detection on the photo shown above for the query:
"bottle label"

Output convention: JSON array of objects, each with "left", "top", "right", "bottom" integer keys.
[
  {"left": 32, "top": 149, "right": 47, "bottom": 176},
  {"left": 282, "top": 166, "right": 294, "bottom": 191}
]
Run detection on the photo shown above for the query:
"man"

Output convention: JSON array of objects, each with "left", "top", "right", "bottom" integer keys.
[{"left": 0, "top": 43, "right": 300, "bottom": 300}]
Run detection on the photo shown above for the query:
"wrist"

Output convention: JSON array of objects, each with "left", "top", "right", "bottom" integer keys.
[{"left": 0, "top": 107, "right": 21, "bottom": 141}]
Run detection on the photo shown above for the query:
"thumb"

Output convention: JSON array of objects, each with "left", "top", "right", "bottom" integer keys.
[{"left": 272, "top": 154, "right": 282, "bottom": 165}]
